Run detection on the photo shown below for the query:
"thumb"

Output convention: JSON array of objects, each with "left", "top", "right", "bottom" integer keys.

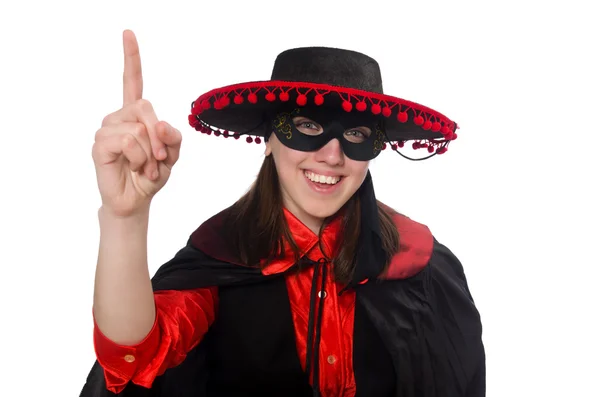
[{"left": 156, "top": 121, "right": 182, "bottom": 169}]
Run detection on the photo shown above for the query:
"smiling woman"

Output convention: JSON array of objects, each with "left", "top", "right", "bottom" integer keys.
[{"left": 81, "top": 30, "right": 484, "bottom": 397}]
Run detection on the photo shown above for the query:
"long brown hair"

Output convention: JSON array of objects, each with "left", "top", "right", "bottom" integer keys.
[{"left": 222, "top": 155, "right": 399, "bottom": 284}]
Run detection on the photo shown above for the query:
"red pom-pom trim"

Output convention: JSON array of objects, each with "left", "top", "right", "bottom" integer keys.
[
  {"left": 296, "top": 94, "right": 307, "bottom": 106},
  {"left": 190, "top": 82, "right": 458, "bottom": 156}
]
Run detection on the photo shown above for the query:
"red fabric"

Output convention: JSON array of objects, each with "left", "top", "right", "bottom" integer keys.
[
  {"left": 381, "top": 211, "right": 434, "bottom": 280},
  {"left": 278, "top": 209, "right": 357, "bottom": 396},
  {"left": 263, "top": 210, "right": 356, "bottom": 397},
  {"left": 94, "top": 204, "right": 433, "bottom": 396},
  {"left": 93, "top": 288, "right": 217, "bottom": 394}
]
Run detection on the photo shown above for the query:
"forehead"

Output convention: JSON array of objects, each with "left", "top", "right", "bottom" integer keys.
[{"left": 294, "top": 106, "right": 378, "bottom": 127}]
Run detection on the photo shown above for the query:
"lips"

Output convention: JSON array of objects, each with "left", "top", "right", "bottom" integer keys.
[{"left": 303, "top": 170, "right": 344, "bottom": 194}]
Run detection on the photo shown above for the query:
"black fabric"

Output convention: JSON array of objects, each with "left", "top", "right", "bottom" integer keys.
[
  {"left": 356, "top": 240, "right": 485, "bottom": 397},
  {"left": 350, "top": 171, "right": 388, "bottom": 287},
  {"left": 353, "top": 294, "right": 396, "bottom": 397},
  {"left": 270, "top": 47, "right": 383, "bottom": 93},
  {"left": 270, "top": 106, "right": 385, "bottom": 161},
  {"left": 204, "top": 276, "right": 312, "bottom": 397},
  {"left": 80, "top": 233, "right": 485, "bottom": 397},
  {"left": 194, "top": 46, "right": 452, "bottom": 145}
]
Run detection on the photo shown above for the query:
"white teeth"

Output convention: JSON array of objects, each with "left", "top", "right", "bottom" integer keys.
[{"left": 305, "top": 171, "right": 341, "bottom": 185}]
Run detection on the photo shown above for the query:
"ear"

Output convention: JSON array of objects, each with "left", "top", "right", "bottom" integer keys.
[{"left": 264, "top": 139, "right": 272, "bottom": 156}]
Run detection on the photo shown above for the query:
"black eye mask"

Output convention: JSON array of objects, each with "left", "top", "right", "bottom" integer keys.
[{"left": 269, "top": 107, "right": 386, "bottom": 161}]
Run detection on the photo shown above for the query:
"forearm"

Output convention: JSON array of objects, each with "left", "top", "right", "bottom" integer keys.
[{"left": 93, "top": 205, "right": 156, "bottom": 345}]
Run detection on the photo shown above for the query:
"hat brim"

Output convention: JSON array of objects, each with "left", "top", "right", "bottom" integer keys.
[{"left": 189, "top": 80, "right": 457, "bottom": 156}]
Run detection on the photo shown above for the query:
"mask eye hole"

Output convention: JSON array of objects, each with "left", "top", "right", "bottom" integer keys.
[
  {"left": 344, "top": 126, "right": 372, "bottom": 143},
  {"left": 293, "top": 117, "right": 323, "bottom": 136}
]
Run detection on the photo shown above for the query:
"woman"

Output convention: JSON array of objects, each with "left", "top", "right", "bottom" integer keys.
[{"left": 82, "top": 30, "right": 485, "bottom": 397}]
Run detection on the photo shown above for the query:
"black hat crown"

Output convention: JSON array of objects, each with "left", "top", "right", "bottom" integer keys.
[{"left": 270, "top": 47, "right": 384, "bottom": 94}]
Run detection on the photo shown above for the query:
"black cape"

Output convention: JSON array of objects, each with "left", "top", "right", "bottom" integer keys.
[{"left": 80, "top": 209, "right": 485, "bottom": 397}]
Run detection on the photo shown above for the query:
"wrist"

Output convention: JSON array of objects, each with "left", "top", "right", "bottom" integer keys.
[{"left": 98, "top": 205, "right": 150, "bottom": 231}]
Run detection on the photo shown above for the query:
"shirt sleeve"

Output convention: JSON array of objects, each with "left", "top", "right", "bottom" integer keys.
[{"left": 93, "top": 287, "right": 218, "bottom": 394}]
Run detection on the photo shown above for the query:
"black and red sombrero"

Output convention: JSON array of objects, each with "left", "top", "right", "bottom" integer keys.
[{"left": 188, "top": 46, "right": 458, "bottom": 159}]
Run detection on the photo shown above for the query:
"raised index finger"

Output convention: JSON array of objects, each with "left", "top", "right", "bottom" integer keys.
[{"left": 122, "top": 30, "right": 143, "bottom": 106}]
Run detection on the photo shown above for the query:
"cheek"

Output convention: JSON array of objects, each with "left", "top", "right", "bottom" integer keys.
[
  {"left": 347, "top": 161, "right": 370, "bottom": 181},
  {"left": 273, "top": 146, "right": 308, "bottom": 178}
]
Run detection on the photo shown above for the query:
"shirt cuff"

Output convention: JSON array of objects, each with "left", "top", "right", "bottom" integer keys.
[{"left": 93, "top": 313, "right": 160, "bottom": 393}]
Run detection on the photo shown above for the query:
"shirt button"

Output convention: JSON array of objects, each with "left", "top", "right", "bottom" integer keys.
[
  {"left": 327, "top": 355, "right": 337, "bottom": 364},
  {"left": 318, "top": 290, "right": 327, "bottom": 298},
  {"left": 123, "top": 354, "right": 135, "bottom": 363}
]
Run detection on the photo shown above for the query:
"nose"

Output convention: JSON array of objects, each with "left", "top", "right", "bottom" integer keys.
[{"left": 314, "top": 138, "right": 344, "bottom": 166}]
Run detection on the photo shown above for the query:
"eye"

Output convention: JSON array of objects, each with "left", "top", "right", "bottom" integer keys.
[
  {"left": 293, "top": 117, "right": 323, "bottom": 135},
  {"left": 344, "top": 127, "right": 371, "bottom": 143},
  {"left": 300, "top": 122, "right": 318, "bottom": 129}
]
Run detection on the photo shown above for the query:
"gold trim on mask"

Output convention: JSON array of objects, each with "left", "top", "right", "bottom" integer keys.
[
  {"left": 273, "top": 108, "right": 300, "bottom": 140},
  {"left": 373, "top": 122, "right": 386, "bottom": 155}
]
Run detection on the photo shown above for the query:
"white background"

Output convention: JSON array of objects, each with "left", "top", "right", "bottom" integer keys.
[{"left": 1, "top": 1, "right": 599, "bottom": 395}]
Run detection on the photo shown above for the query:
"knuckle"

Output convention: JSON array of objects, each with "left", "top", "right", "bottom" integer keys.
[
  {"left": 101, "top": 114, "right": 112, "bottom": 126},
  {"left": 132, "top": 122, "right": 147, "bottom": 139},
  {"left": 101, "top": 108, "right": 120, "bottom": 126},
  {"left": 91, "top": 143, "right": 99, "bottom": 159},
  {"left": 94, "top": 127, "right": 107, "bottom": 142},
  {"left": 122, "top": 134, "right": 135, "bottom": 148},
  {"left": 137, "top": 98, "right": 154, "bottom": 113}
]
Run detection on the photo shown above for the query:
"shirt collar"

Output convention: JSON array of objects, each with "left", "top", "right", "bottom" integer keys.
[{"left": 261, "top": 207, "right": 343, "bottom": 275}]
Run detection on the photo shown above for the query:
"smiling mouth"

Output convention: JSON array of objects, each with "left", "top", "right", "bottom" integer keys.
[{"left": 304, "top": 171, "right": 342, "bottom": 185}]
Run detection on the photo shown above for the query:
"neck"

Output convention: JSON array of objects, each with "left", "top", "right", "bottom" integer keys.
[
  {"left": 283, "top": 206, "right": 323, "bottom": 236},
  {"left": 302, "top": 217, "right": 323, "bottom": 236}
]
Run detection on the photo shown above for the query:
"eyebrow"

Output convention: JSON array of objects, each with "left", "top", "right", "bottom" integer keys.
[
  {"left": 347, "top": 126, "right": 372, "bottom": 134},
  {"left": 294, "top": 117, "right": 319, "bottom": 123}
]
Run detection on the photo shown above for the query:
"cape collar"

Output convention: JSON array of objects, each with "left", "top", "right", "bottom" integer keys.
[{"left": 190, "top": 203, "right": 433, "bottom": 281}]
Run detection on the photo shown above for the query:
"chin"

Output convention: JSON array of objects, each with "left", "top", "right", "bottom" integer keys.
[{"left": 301, "top": 200, "right": 344, "bottom": 220}]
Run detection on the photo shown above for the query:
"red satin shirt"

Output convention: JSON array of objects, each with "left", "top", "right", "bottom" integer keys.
[
  {"left": 94, "top": 209, "right": 357, "bottom": 396},
  {"left": 94, "top": 207, "right": 432, "bottom": 396}
]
